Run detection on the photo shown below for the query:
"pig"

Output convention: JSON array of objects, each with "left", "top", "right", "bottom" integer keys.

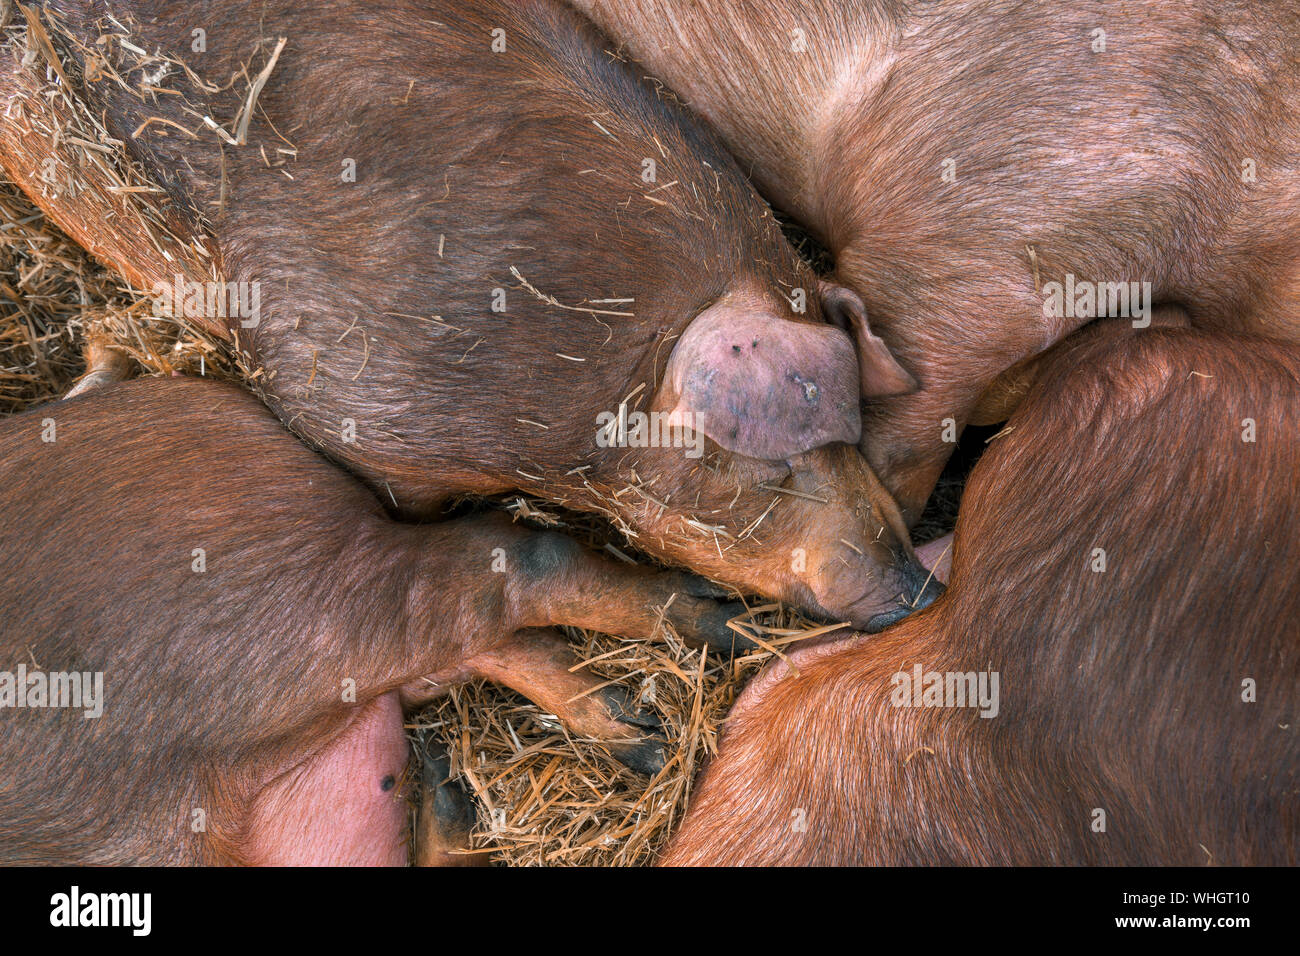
[
  {"left": 566, "top": 0, "right": 1300, "bottom": 522},
  {"left": 0, "top": 0, "right": 941, "bottom": 631},
  {"left": 0, "top": 374, "right": 793, "bottom": 864},
  {"left": 662, "top": 322, "right": 1300, "bottom": 865}
]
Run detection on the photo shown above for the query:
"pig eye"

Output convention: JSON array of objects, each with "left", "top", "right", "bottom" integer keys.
[{"left": 715, "top": 450, "right": 791, "bottom": 488}]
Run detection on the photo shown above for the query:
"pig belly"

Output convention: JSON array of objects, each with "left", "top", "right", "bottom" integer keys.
[{"left": 245, "top": 693, "right": 410, "bottom": 866}]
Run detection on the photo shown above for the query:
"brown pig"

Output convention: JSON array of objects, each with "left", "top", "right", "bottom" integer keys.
[
  {"left": 1, "top": 0, "right": 940, "bottom": 630},
  {"left": 664, "top": 324, "right": 1300, "bottom": 865},
  {"left": 0, "top": 375, "right": 782, "bottom": 864},
  {"left": 567, "top": 0, "right": 1300, "bottom": 521}
]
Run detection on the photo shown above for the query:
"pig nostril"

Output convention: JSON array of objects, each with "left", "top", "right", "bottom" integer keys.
[
  {"left": 910, "top": 576, "right": 945, "bottom": 611},
  {"left": 905, "top": 565, "right": 945, "bottom": 611},
  {"left": 864, "top": 604, "right": 912, "bottom": 633},
  {"left": 895, "top": 557, "right": 945, "bottom": 612}
]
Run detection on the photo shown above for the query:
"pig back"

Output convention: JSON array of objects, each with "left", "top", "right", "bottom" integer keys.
[{"left": 45, "top": 0, "right": 817, "bottom": 516}]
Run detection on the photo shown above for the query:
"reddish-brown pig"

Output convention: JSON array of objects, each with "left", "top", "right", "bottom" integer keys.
[
  {"left": 0, "top": 375, "right": 789, "bottom": 864},
  {"left": 664, "top": 324, "right": 1300, "bottom": 865},
  {"left": 0, "top": 0, "right": 940, "bottom": 630},
  {"left": 567, "top": 0, "right": 1300, "bottom": 521}
]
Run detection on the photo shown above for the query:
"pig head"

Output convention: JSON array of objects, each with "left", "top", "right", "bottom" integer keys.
[{"left": 581, "top": 281, "right": 937, "bottom": 630}]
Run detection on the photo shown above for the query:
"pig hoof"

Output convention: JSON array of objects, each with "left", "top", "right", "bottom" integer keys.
[
  {"left": 666, "top": 596, "right": 757, "bottom": 653},
  {"left": 607, "top": 736, "right": 669, "bottom": 776},
  {"left": 422, "top": 746, "right": 477, "bottom": 833},
  {"left": 601, "top": 684, "right": 663, "bottom": 730},
  {"left": 414, "top": 742, "right": 482, "bottom": 866},
  {"left": 599, "top": 686, "right": 669, "bottom": 776}
]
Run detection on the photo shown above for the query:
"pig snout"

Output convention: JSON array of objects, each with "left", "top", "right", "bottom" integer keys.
[
  {"left": 852, "top": 557, "right": 946, "bottom": 633},
  {"left": 784, "top": 443, "right": 941, "bottom": 632},
  {"left": 809, "top": 547, "right": 945, "bottom": 634},
  {"left": 641, "top": 285, "right": 935, "bottom": 631}
]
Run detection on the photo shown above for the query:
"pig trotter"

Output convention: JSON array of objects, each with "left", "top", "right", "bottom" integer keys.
[
  {"left": 462, "top": 626, "right": 669, "bottom": 775},
  {"left": 64, "top": 340, "right": 132, "bottom": 400},
  {"left": 414, "top": 741, "right": 484, "bottom": 867},
  {"left": 663, "top": 592, "right": 757, "bottom": 653},
  {"left": 598, "top": 684, "right": 668, "bottom": 776},
  {"left": 606, "top": 736, "right": 669, "bottom": 777},
  {"left": 645, "top": 571, "right": 757, "bottom": 653}
]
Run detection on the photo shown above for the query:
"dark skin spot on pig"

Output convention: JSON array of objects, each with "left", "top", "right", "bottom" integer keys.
[
  {"left": 381, "top": 775, "right": 396, "bottom": 792},
  {"left": 513, "top": 531, "right": 584, "bottom": 582}
]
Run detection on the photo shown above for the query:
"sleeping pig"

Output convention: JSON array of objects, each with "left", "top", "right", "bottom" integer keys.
[
  {"left": 664, "top": 324, "right": 1300, "bottom": 865},
  {"left": 2, "top": 0, "right": 940, "bottom": 630},
  {"left": 0, "top": 375, "right": 762, "bottom": 863}
]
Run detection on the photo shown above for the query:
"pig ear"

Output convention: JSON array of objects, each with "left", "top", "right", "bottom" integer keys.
[
  {"left": 820, "top": 282, "right": 918, "bottom": 399},
  {"left": 659, "top": 298, "right": 862, "bottom": 461}
]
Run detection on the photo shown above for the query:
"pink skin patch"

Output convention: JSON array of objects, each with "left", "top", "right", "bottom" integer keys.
[
  {"left": 914, "top": 533, "right": 953, "bottom": 587},
  {"left": 245, "top": 693, "right": 410, "bottom": 865}
]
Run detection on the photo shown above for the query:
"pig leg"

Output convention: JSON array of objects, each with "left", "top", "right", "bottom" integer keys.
[
  {"left": 401, "top": 529, "right": 743, "bottom": 863},
  {"left": 412, "top": 627, "right": 668, "bottom": 866},
  {"left": 502, "top": 533, "right": 753, "bottom": 653},
  {"left": 413, "top": 740, "right": 484, "bottom": 867},
  {"left": 465, "top": 627, "right": 668, "bottom": 775},
  {"left": 402, "top": 623, "right": 669, "bottom": 777},
  {"left": 251, "top": 525, "right": 699, "bottom": 866}
]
